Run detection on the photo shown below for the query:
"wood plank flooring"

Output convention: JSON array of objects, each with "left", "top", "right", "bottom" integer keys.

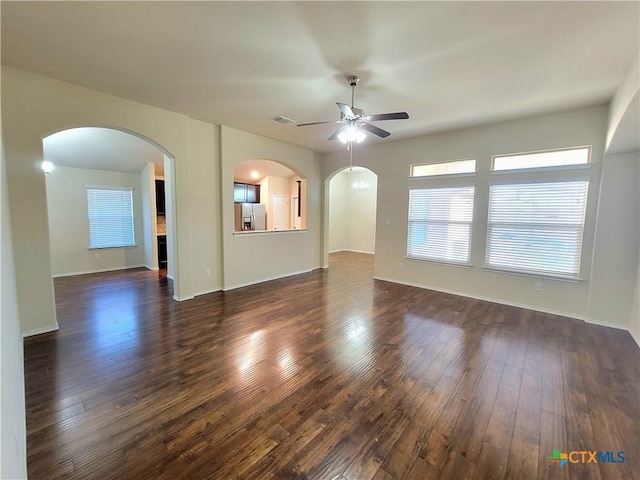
[{"left": 24, "top": 252, "right": 639, "bottom": 479}]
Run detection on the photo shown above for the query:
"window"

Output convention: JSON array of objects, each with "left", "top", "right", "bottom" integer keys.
[
  {"left": 411, "top": 159, "right": 476, "bottom": 177},
  {"left": 407, "top": 186, "right": 475, "bottom": 264},
  {"left": 485, "top": 181, "right": 588, "bottom": 277},
  {"left": 492, "top": 146, "right": 590, "bottom": 171},
  {"left": 87, "top": 186, "right": 135, "bottom": 249}
]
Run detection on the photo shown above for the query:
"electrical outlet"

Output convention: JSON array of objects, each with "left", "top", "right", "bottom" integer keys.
[
  {"left": 534, "top": 282, "right": 542, "bottom": 291},
  {"left": 386, "top": 217, "right": 391, "bottom": 225},
  {"left": 205, "top": 268, "right": 211, "bottom": 276},
  {"left": 399, "top": 262, "right": 403, "bottom": 269},
  {"left": 94, "top": 253, "right": 100, "bottom": 260}
]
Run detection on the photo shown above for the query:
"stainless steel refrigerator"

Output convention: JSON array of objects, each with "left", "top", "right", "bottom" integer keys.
[{"left": 234, "top": 203, "right": 266, "bottom": 231}]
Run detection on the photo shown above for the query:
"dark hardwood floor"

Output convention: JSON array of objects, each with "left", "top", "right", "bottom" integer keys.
[{"left": 24, "top": 252, "right": 639, "bottom": 479}]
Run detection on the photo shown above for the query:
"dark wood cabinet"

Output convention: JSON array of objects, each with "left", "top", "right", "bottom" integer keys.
[
  {"left": 157, "top": 235, "right": 167, "bottom": 269},
  {"left": 155, "top": 180, "right": 166, "bottom": 215},
  {"left": 233, "top": 182, "right": 260, "bottom": 203}
]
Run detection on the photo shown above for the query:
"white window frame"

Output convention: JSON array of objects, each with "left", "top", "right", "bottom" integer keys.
[
  {"left": 406, "top": 185, "right": 475, "bottom": 266},
  {"left": 484, "top": 146, "right": 592, "bottom": 279},
  {"left": 410, "top": 159, "right": 476, "bottom": 178},
  {"left": 492, "top": 146, "right": 591, "bottom": 172},
  {"left": 86, "top": 186, "right": 136, "bottom": 249}
]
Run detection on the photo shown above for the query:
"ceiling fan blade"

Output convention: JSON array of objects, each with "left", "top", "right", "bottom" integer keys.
[
  {"left": 297, "top": 120, "right": 343, "bottom": 127},
  {"left": 362, "top": 112, "right": 409, "bottom": 122},
  {"left": 328, "top": 126, "right": 348, "bottom": 141},
  {"left": 360, "top": 122, "right": 391, "bottom": 138},
  {"left": 336, "top": 102, "right": 355, "bottom": 118}
]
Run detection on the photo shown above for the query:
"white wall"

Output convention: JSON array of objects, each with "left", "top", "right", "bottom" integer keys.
[
  {"left": 220, "top": 126, "right": 321, "bottom": 289},
  {"left": 329, "top": 168, "right": 378, "bottom": 254},
  {"left": 587, "top": 152, "right": 639, "bottom": 330},
  {"left": 322, "top": 105, "right": 609, "bottom": 321},
  {"left": 1, "top": 118, "right": 28, "bottom": 478},
  {"left": 46, "top": 166, "right": 146, "bottom": 276}
]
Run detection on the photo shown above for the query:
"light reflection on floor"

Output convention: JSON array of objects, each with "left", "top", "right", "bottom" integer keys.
[{"left": 90, "top": 284, "right": 140, "bottom": 352}]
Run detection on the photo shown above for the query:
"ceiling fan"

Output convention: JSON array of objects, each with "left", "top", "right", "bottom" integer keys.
[{"left": 297, "top": 75, "right": 409, "bottom": 143}]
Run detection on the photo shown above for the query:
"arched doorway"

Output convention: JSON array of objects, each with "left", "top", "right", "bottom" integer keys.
[
  {"left": 42, "top": 126, "right": 177, "bottom": 291},
  {"left": 326, "top": 166, "right": 378, "bottom": 266}
]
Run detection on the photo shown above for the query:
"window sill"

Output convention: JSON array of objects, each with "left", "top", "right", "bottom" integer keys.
[
  {"left": 89, "top": 245, "right": 138, "bottom": 250},
  {"left": 233, "top": 229, "right": 307, "bottom": 237},
  {"left": 482, "top": 265, "right": 584, "bottom": 283},
  {"left": 405, "top": 256, "right": 472, "bottom": 268}
]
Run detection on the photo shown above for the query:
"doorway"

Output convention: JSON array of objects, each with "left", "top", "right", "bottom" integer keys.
[
  {"left": 42, "top": 127, "right": 176, "bottom": 287},
  {"left": 273, "top": 194, "right": 290, "bottom": 230},
  {"left": 327, "top": 167, "right": 378, "bottom": 256}
]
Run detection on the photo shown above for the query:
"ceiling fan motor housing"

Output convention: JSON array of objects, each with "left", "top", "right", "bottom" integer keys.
[
  {"left": 347, "top": 75, "right": 360, "bottom": 87},
  {"left": 341, "top": 107, "right": 363, "bottom": 119}
]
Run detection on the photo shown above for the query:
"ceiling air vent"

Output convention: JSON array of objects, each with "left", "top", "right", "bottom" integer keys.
[{"left": 271, "top": 115, "right": 295, "bottom": 125}]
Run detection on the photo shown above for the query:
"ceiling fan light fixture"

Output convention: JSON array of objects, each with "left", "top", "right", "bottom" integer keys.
[{"left": 338, "top": 126, "right": 366, "bottom": 144}]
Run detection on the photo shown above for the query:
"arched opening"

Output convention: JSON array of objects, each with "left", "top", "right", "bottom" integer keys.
[
  {"left": 326, "top": 166, "right": 378, "bottom": 268},
  {"left": 42, "top": 126, "right": 177, "bottom": 292},
  {"left": 233, "top": 159, "right": 307, "bottom": 232}
]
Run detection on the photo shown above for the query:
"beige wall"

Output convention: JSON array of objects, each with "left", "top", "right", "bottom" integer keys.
[
  {"left": 220, "top": 126, "right": 321, "bottom": 289},
  {"left": 1, "top": 117, "right": 28, "bottom": 479},
  {"left": 630, "top": 259, "right": 640, "bottom": 346},
  {"left": 187, "top": 119, "right": 221, "bottom": 295},
  {"left": 329, "top": 171, "right": 348, "bottom": 252},
  {"left": 2, "top": 66, "right": 200, "bottom": 333},
  {"left": 322, "top": 105, "right": 609, "bottom": 321},
  {"left": 141, "top": 162, "right": 158, "bottom": 270},
  {"left": 587, "top": 152, "right": 639, "bottom": 330},
  {"left": 46, "top": 166, "right": 146, "bottom": 276}
]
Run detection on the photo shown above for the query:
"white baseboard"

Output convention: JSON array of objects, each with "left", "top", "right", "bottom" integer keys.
[
  {"left": 193, "top": 288, "right": 221, "bottom": 297},
  {"left": 585, "top": 317, "right": 637, "bottom": 335},
  {"left": 223, "top": 269, "right": 313, "bottom": 291},
  {"left": 373, "top": 275, "right": 587, "bottom": 321},
  {"left": 329, "top": 249, "right": 375, "bottom": 255},
  {"left": 167, "top": 274, "right": 174, "bottom": 280},
  {"left": 23, "top": 323, "right": 59, "bottom": 338},
  {"left": 146, "top": 265, "right": 160, "bottom": 271},
  {"left": 53, "top": 264, "right": 146, "bottom": 278},
  {"left": 373, "top": 275, "right": 640, "bottom": 341},
  {"left": 173, "top": 294, "right": 194, "bottom": 302}
]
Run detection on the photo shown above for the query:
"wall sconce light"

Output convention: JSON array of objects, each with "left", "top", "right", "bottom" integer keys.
[{"left": 41, "top": 161, "right": 55, "bottom": 176}]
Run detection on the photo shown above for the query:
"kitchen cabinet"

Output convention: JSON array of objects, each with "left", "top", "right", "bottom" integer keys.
[
  {"left": 155, "top": 180, "right": 166, "bottom": 215},
  {"left": 233, "top": 182, "right": 260, "bottom": 203}
]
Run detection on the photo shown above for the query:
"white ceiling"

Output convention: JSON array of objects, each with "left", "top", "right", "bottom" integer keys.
[
  {"left": 234, "top": 159, "right": 298, "bottom": 184},
  {"left": 2, "top": 1, "right": 639, "bottom": 155},
  {"left": 43, "top": 128, "right": 164, "bottom": 174}
]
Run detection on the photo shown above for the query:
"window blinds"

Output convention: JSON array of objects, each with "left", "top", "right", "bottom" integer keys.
[
  {"left": 486, "top": 181, "right": 588, "bottom": 276},
  {"left": 87, "top": 186, "right": 135, "bottom": 249},
  {"left": 407, "top": 186, "right": 475, "bottom": 264}
]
